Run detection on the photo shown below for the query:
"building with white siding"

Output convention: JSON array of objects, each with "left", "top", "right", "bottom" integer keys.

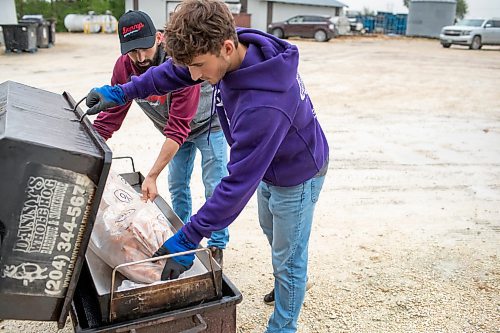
[{"left": 125, "top": 0, "right": 346, "bottom": 32}]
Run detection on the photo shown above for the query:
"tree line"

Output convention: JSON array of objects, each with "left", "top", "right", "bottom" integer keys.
[{"left": 15, "top": 0, "right": 125, "bottom": 32}]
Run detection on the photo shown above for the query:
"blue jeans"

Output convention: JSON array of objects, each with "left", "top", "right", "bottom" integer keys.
[
  {"left": 258, "top": 175, "right": 326, "bottom": 333},
  {"left": 168, "top": 130, "right": 229, "bottom": 249}
]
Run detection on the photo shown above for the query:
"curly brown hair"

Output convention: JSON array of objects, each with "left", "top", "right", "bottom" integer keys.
[{"left": 164, "top": 0, "right": 238, "bottom": 65}]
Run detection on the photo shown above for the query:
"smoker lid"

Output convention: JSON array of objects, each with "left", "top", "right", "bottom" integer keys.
[
  {"left": 0, "top": 81, "right": 102, "bottom": 158},
  {"left": 0, "top": 80, "right": 112, "bottom": 328}
]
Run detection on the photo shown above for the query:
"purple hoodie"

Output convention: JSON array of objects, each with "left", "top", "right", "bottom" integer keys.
[{"left": 120, "top": 28, "right": 329, "bottom": 244}]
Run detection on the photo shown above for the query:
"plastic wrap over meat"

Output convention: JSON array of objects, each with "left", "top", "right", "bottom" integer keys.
[{"left": 89, "top": 171, "right": 173, "bottom": 284}]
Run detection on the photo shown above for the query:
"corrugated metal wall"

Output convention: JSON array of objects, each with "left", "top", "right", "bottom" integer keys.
[
  {"left": 0, "top": 0, "right": 17, "bottom": 24},
  {"left": 0, "top": 0, "right": 17, "bottom": 45},
  {"left": 246, "top": 0, "right": 268, "bottom": 31},
  {"left": 125, "top": 0, "right": 169, "bottom": 32}
]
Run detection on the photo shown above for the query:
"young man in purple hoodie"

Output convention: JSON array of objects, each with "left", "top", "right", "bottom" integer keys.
[{"left": 85, "top": 1, "right": 328, "bottom": 331}]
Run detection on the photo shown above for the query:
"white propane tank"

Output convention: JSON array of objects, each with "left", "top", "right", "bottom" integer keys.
[
  {"left": 100, "top": 14, "right": 118, "bottom": 33},
  {"left": 64, "top": 13, "right": 117, "bottom": 33},
  {"left": 64, "top": 14, "right": 100, "bottom": 32},
  {"left": 331, "top": 16, "right": 351, "bottom": 35}
]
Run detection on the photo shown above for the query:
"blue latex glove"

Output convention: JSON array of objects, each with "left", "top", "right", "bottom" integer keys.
[
  {"left": 85, "top": 85, "right": 126, "bottom": 115},
  {"left": 152, "top": 229, "right": 198, "bottom": 280}
]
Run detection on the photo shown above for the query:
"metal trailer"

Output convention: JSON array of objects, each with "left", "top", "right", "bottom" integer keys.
[
  {"left": 72, "top": 261, "right": 242, "bottom": 333},
  {"left": 71, "top": 165, "right": 242, "bottom": 332}
]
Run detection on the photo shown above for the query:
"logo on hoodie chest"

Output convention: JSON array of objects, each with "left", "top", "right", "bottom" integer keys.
[
  {"left": 296, "top": 73, "right": 317, "bottom": 118},
  {"left": 296, "top": 73, "right": 307, "bottom": 101},
  {"left": 214, "top": 87, "right": 229, "bottom": 123},
  {"left": 215, "top": 91, "right": 224, "bottom": 109}
]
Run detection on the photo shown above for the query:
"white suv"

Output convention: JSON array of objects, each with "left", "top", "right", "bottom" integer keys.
[{"left": 440, "top": 18, "right": 500, "bottom": 49}]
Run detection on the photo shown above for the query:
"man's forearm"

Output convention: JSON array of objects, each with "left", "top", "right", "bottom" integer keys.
[{"left": 147, "top": 138, "right": 180, "bottom": 179}]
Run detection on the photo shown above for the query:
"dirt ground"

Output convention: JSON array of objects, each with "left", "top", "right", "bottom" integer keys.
[{"left": 0, "top": 33, "right": 499, "bottom": 333}]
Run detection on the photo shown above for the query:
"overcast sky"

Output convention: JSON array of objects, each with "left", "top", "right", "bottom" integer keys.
[{"left": 343, "top": 0, "right": 500, "bottom": 18}]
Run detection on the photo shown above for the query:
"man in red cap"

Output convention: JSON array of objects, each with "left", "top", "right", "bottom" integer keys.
[{"left": 93, "top": 10, "right": 229, "bottom": 265}]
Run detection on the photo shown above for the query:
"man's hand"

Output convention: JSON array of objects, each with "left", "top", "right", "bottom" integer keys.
[
  {"left": 86, "top": 85, "right": 126, "bottom": 115},
  {"left": 141, "top": 176, "right": 158, "bottom": 202},
  {"left": 153, "top": 229, "right": 198, "bottom": 280}
]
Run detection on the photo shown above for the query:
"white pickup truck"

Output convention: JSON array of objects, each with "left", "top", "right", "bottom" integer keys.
[{"left": 440, "top": 18, "right": 500, "bottom": 49}]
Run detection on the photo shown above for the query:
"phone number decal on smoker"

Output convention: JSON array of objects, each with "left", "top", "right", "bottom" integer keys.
[
  {"left": 2, "top": 164, "right": 97, "bottom": 297},
  {"left": 44, "top": 175, "right": 94, "bottom": 296}
]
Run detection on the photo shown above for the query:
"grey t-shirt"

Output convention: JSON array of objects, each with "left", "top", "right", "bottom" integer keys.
[{"left": 134, "top": 50, "right": 221, "bottom": 142}]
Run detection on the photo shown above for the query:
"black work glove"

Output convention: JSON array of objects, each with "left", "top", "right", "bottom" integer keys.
[
  {"left": 153, "top": 229, "right": 197, "bottom": 280},
  {"left": 85, "top": 85, "right": 126, "bottom": 115},
  {"left": 152, "top": 246, "right": 194, "bottom": 280}
]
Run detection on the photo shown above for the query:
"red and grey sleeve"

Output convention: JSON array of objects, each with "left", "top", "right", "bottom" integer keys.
[{"left": 163, "top": 84, "right": 201, "bottom": 146}]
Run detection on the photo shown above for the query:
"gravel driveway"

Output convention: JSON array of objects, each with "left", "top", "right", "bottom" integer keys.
[{"left": 0, "top": 33, "right": 499, "bottom": 332}]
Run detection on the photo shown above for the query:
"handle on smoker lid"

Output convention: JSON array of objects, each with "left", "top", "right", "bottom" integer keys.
[
  {"left": 109, "top": 247, "right": 221, "bottom": 323},
  {"left": 119, "top": 314, "right": 207, "bottom": 333},
  {"left": 112, "top": 156, "right": 136, "bottom": 172},
  {"left": 180, "top": 314, "right": 208, "bottom": 333}
]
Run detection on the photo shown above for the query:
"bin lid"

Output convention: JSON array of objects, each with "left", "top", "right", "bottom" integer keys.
[
  {"left": 21, "top": 14, "right": 45, "bottom": 22},
  {"left": 0, "top": 81, "right": 112, "bottom": 328},
  {"left": 19, "top": 19, "right": 49, "bottom": 27}
]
